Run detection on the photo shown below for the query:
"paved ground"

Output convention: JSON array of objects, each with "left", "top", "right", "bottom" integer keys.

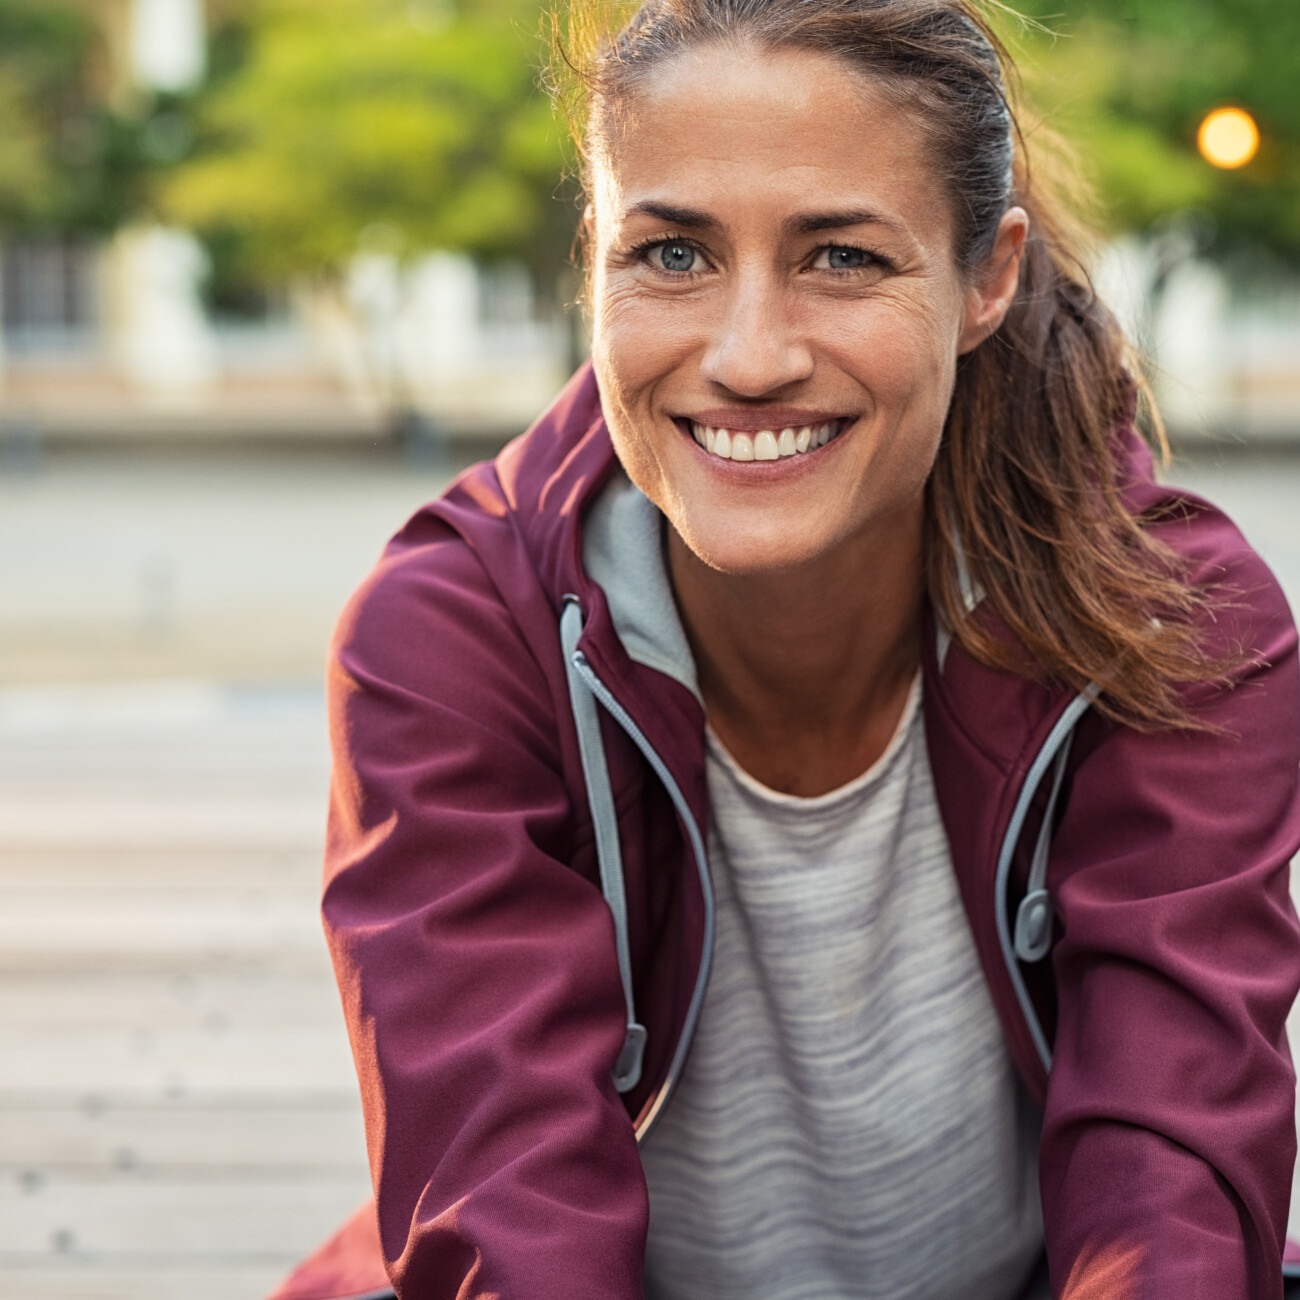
[
  {"left": 0, "top": 683, "right": 373, "bottom": 1299},
  {"left": 0, "top": 444, "right": 466, "bottom": 684},
  {"left": 0, "top": 447, "right": 463, "bottom": 1299},
  {"left": 2, "top": 439, "right": 1300, "bottom": 1298}
]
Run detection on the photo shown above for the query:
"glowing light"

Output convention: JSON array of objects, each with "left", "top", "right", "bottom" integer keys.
[{"left": 1197, "top": 107, "right": 1260, "bottom": 170}]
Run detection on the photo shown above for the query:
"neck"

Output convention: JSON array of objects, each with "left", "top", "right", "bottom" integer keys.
[{"left": 667, "top": 501, "right": 924, "bottom": 797}]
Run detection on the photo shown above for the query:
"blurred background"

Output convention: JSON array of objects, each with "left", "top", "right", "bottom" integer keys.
[{"left": 0, "top": 0, "right": 1297, "bottom": 1297}]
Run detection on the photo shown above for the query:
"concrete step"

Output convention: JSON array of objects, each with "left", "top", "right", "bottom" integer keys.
[
  {"left": 0, "top": 1261, "right": 292, "bottom": 1300},
  {"left": 0, "top": 1097, "right": 366, "bottom": 1173},
  {"left": 0, "top": 969, "right": 344, "bottom": 1032}
]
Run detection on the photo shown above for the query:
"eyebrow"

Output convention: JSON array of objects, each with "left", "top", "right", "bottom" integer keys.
[
  {"left": 625, "top": 201, "right": 717, "bottom": 228},
  {"left": 624, "top": 200, "right": 901, "bottom": 238},
  {"left": 785, "top": 208, "right": 897, "bottom": 236}
]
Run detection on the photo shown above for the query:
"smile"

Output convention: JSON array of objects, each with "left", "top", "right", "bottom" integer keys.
[{"left": 688, "top": 419, "right": 843, "bottom": 461}]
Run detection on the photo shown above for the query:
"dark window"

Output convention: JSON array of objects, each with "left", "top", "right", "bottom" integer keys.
[{"left": 2, "top": 237, "right": 101, "bottom": 351}]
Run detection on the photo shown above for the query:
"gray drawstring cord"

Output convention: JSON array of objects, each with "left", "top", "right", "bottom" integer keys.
[
  {"left": 1013, "top": 730, "right": 1075, "bottom": 963},
  {"left": 995, "top": 685, "right": 1097, "bottom": 1072},
  {"left": 560, "top": 597, "right": 647, "bottom": 1094}
]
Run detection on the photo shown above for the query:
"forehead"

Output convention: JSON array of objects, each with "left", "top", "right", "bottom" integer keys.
[{"left": 593, "top": 43, "right": 948, "bottom": 244}]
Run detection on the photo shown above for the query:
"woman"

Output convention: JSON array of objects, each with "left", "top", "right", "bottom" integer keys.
[{"left": 295, "top": 1, "right": 1300, "bottom": 1296}]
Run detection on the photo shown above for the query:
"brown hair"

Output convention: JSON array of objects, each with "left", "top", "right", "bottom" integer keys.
[{"left": 551, "top": 0, "right": 1223, "bottom": 729}]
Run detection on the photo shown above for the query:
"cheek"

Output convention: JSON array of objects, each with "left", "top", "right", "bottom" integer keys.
[
  {"left": 593, "top": 281, "right": 698, "bottom": 437},
  {"left": 817, "top": 297, "right": 957, "bottom": 511},
  {"left": 595, "top": 282, "right": 698, "bottom": 390},
  {"left": 815, "top": 289, "right": 964, "bottom": 433},
  {"left": 591, "top": 288, "right": 690, "bottom": 498},
  {"left": 833, "top": 288, "right": 960, "bottom": 374}
]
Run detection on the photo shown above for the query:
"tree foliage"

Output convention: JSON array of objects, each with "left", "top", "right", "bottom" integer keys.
[
  {"left": 0, "top": 0, "right": 1240, "bottom": 279},
  {"left": 164, "top": 0, "right": 571, "bottom": 286},
  {"left": 0, "top": 0, "right": 162, "bottom": 233},
  {"left": 1003, "top": 0, "right": 1300, "bottom": 261}
]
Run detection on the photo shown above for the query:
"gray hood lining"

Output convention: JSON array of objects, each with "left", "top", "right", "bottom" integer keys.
[{"left": 582, "top": 468, "right": 701, "bottom": 703}]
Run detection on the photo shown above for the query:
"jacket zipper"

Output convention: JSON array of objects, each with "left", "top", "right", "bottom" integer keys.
[{"left": 571, "top": 605, "right": 1092, "bottom": 1128}]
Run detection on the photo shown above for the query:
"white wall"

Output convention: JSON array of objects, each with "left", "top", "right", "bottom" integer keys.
[
  {"left": 112, "top": 227, "right": 218, "bottom": 407},
  {"left": 130, "top": 0, "right": 206, "bottom": 92}
]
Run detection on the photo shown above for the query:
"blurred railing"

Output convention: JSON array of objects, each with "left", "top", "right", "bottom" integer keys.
[{"left": 0, "top": 231, "right": 573, "bottom": 446}]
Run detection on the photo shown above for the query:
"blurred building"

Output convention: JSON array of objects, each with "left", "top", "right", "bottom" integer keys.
[
  {"left": 0, "top": 0, "right": 570, "bottom": 445},
  {"left": 1097, "top": 237, "right": 1300, "bottom": 444},
  {"left": 0, "top": 0, "right": 1295, "bottom": 446}
]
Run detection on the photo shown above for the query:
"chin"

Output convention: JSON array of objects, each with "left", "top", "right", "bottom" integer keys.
[{"left": 676, "top": 516, "right": 831, "bottom": 577}]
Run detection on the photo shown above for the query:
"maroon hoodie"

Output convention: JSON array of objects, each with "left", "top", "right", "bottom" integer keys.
[{"left": 314, "top": 365, "right": 1300, "bottom": 1299}]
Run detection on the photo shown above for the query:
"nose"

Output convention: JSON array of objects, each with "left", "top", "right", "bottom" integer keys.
[{"left": 699, "top": 272, "right": 814, "bottom": 397}]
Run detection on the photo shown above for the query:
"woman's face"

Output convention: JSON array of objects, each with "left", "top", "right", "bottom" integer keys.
[{"left": 589, "top": 43, "right": 1025, "bottom": 577}]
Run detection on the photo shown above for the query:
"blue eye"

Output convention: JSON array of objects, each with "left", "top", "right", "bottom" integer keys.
[
  {"left": 826, "top": 246, "right": 868, "bottom": 269},
  {"left": 657, "top": 242, "right": 696, "bottom": 272}
]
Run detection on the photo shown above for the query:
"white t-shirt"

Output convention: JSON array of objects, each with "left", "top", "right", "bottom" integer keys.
[{"left": 640, "top": 677, "right": 1044, "bottom": 1300}]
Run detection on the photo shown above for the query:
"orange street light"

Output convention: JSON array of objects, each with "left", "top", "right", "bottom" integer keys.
[{"left": 1197, "top": 107, "right": 1260, "bottom": 169}]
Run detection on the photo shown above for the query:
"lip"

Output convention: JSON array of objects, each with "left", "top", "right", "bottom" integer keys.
[
  {"left": 673, "top": 414, "right": 857, "bottom": 479},
  {"left": 675, "top": 408, "right": 852, "bottom": 434}
]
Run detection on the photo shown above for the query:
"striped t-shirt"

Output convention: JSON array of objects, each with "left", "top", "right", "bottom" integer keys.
[{"left": 640, "top": 677, "right": 1044, "bottom": 1300}]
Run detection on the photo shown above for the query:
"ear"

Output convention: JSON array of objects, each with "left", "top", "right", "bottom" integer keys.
[{"left": 957, "top": 206, "right": 1029, "bottom": 356}]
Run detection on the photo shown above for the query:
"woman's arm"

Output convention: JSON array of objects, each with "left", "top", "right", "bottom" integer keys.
[
  {"left": 323, "top": 523, "right": 648, "bottom": 1299},
  {"left": 1043, "top": 512, "right": 1300, "bottom": 1298}
]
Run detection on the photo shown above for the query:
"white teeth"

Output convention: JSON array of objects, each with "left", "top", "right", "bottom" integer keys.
[{"left": 690, "top": 420, "right": 840, "bottom": 461}]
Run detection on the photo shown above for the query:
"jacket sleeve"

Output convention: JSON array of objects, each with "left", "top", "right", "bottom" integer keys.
[
  {"left": 322, "top": 524, "right": 647, "bottom": 1299},
  {"left": 1041, "top": 521, "right": 1300, "bottom": 1299}
]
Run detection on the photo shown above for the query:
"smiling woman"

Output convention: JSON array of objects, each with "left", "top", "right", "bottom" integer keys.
[
  {"left": 587, "top": 42, "right": 1014, "bottom": 791},
  {"left": 281, "top": 3, "right": 1300, "bottom": 1300}
]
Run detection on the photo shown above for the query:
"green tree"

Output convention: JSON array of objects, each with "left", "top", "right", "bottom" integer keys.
[
  {"left": 0, "top": 0, "right": 161, "bottom": 234},
  {"left": 167, "top": 0, "right": 1300, "bottom": 280},
  {"left": 164, "top": 0, "right": 571, "bottom": 291},
  {"left": 1003, "top": 0, "right": 1300, "bottom": 261}
]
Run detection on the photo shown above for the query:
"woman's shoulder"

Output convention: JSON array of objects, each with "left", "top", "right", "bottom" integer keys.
[
  {"left": 1122, "top": 425, "right": 1275, "bottom": 568},
  {"left": 328, "top": 480, "right": 552, "bottom": 731},
  {"left": 1150, "top": 492, "right": 1294, "bottom": 675},
  {"left": 330, "top": 366, "right": 615, "bottom": 714},
  {"left": 1113, "top": 425, "right": 1294, "bottom": 660}
]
